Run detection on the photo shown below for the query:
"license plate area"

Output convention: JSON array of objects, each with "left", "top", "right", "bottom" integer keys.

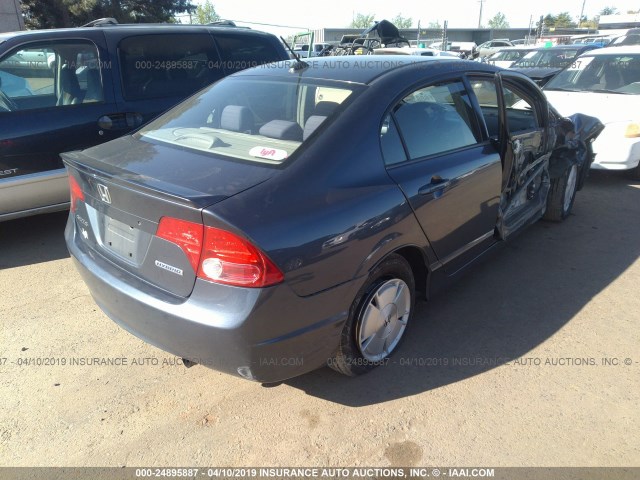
[{"left": 103, "top": 216, "right": 145, "bottom": 265}]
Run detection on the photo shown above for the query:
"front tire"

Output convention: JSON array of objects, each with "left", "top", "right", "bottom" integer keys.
[
  {"left": 329, "top": 254, "right": 415, "bottom": 376},
  {"left": 544, "top": 163, "right": 578, "bottom": 222}
]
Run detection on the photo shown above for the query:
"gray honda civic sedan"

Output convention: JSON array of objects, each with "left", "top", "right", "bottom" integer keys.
[{"left": 64, "top": 56, "right": 602, "bottom": 382}]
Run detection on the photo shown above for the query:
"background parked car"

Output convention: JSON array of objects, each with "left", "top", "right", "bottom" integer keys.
[
  {"left": 292, "top": 42, "right": 333, "bottom": 57},
  {"left": 428, "top": 41, "right": 476, "bottom": 58},
  {"left": 0, "top": 70, "right": 34, "bottom": 97},
  {"left": 373, "top": 46, "right": 462, "bottom": 58},
  {"left": 0, "top": 23, "right": 288, "bottom": 222},
  {"left": 64, "top": 56, "right": 601, "bottom": 382},
  {"left": 510, "top": 44, "right": 600, "bottom": 86},
  {"left": 485, "top": 46, "right": 537, "bottom": 68},
  {"left": 544, "top": 46, "right": 640, "bottom": 178},
  {"left": 610, "top": 33, "right": 640, "bottom": 47},
  {"left": 473, "top": 39, "right": 514, "bottom": 59}
]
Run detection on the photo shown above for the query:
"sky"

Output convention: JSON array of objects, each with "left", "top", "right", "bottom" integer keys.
[{"left": 186, "top": 0, "right": 640, "bottom": 36}]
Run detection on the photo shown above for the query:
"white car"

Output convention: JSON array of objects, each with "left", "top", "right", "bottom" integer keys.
[
  {"left": 485, "top": 46, "right": 537, "bottom": 68},
  {"left": 474, "top": 39, "right": 514, "bottom": 59},
  {"left": 544, "top": 46, "right": 640, "bottom": 178},
  {"left": 373, "top": 46, "right": 461, "bottom": 58}
]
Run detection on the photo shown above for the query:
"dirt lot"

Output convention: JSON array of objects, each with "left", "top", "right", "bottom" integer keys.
[{"left": 1, "top": 171, "right": 639, "bottom": 468}]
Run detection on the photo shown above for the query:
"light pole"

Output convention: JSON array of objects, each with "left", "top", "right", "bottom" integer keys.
[
  {"left": 478, "top": 0, "right": 485, "bottom": 28},
  {"left": 578, "top": 0, "right": 587, "bottom": 27}
]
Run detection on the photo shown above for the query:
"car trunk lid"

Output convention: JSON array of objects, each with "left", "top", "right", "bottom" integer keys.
[{"left": 62, "top": 135, "right": 277, "bottom": 298}]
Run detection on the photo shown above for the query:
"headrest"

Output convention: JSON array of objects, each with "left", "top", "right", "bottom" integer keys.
[
  {"left": 314, "top": 101, "right": 339, "bottom": 116},
  {"left": 259, "top": 120, "right": 303, "bottom": 141},
  {"left": 303, "top": 115, "right": 327, "bottom": 141},
  {"left": 220, "top": 105, "right": 254, "bottom": 133}
]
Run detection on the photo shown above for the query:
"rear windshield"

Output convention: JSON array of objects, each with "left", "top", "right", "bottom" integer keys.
[{"left": 137, "top": 76, "right": 359, "bottom": 164}]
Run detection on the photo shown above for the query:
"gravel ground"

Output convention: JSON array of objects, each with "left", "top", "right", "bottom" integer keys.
[{"left": 1, "top": 171, "right": 639, "bottom": 467}]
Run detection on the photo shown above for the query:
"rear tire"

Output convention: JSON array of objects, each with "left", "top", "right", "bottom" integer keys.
[
  {"left": 630, "top": 162, "right": 640, "bottom": 181},
  {"left": 329, "top": 254, "right": 415, "bottom": 376},
  {"left": 544, "top": 163, "right": 578, "bottom": 222}
]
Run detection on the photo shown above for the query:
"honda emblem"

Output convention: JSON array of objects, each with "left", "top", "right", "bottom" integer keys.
[{"left": 97, "top": 184, "right": 111, "bottom": 204}]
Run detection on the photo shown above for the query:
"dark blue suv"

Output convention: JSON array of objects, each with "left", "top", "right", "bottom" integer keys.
[{"left": 0, "top": 23, "right": 288, "bottom": 221}]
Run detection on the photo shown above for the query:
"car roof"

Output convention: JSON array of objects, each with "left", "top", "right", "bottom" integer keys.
[
  {"left": 234, "top": 55, "right": 495, "bottom": 84},
  {"left": 372, "top": 46, "right": 447, "bottom": 55},
  {"left": 494, "top": 46, "right": 537, "bottom": 51},
  {"left": 579, "top": 45, "right": 640, "bottom": 55},
  {"left": 0, "top": 24, "right": 277, "bottom": 41},
  {"left": 532, "top": 45, "right": 596, "bottom": 51}
]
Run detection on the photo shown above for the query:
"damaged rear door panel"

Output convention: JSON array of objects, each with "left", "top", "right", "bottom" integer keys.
[
  {"left": 494, "top": 71, "right": 552, "bottom": 239},
  {"left": 469, "top": 71, "right": 603, "bottom": 241}
]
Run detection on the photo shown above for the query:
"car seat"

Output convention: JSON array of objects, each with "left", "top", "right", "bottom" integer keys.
[
  {"left": 83, "top": 68, "right": 103, "bottom": 103},
  {"left": 602, "top": 63, "right": 624, "bottom": 90},
  {"left": 57, "top": 65, "right": 82, "bottom": 105}
]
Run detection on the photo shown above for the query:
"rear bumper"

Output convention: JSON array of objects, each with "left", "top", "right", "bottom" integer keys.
[{"left": 66, "top": 216, "right": 355, "bottom": 383}]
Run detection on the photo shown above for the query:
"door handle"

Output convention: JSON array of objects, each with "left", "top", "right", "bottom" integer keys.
[
  {"left": 98, "top": 112, "right": 143, "bottom": 131},
  {"left": 418, "top": 176, "right": 451, "bottom": 196}
]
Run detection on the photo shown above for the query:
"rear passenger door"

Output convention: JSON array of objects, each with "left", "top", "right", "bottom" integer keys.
[
  {"left": 469, "top": 74, "right": 548, "bottom": 196},
  {"left": 382, "top": 78, "right": 503, "bottom": 275}
]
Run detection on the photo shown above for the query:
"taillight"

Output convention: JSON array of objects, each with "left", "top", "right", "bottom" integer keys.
[
  {"left": 156, "top": 217, "right": 204, "bottom": 273},
  {"left": 156, "top": 218, "right": 283, "bottom": 288},
  {"left": 198, "top": 226, "right": 284, "bottom": 288},
  {"left": 69, "top": 175, "right": 84, "bottom": 212}
]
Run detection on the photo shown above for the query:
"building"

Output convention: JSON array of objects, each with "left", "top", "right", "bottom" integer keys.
[
  {"left": 599, "top": 13, "right": 640, "bottom": 30},
  {"left": 0, "top": 0, "right": 24, "bottom": 33}
]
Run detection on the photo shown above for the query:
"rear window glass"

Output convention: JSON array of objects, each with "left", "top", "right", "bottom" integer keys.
[
  {"left": 137, "top": 77, "right": 359, "bottom": 165},
  {"left": 215, "top": 35, "right": 282, "bottom": 73},
  {"left": 118, "top": 34, "right": 224, "bottom": 100}
]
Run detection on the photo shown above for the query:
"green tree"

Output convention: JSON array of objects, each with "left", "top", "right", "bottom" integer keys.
[
  {"left": 391, "top": 14, "right": 413, "bottom": 28},
  {"left": 193, "top": 0, "right": 219, "bottom": 24},
  {"left": 554, "top": 12, "right": 577, "bottom": 27},
  {"left": 487, "top": 12, "right": 509, "bottom": 29},
  {"left": 542, "top": 12, "right": 577, "bottom": 29},
  {"left": 427, "top": 20, "right": 442, "bottom": 29},
  {"left": 599, "top": 7, "right": 618, "bottom": 15},
  {"left": 349, "top": 13, "right": 375, "bottom": 29},
  {"left": 542, "top": 13, "right": 556, "bottom": 27},
  {"left": 21, "top": 0, "right": 196, "bottom": 29}
]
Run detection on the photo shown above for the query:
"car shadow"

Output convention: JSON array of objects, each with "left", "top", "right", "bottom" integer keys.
[
  {"left": 284, "top": 171, "right": 640, "bottom": 405},
  {"left": 0, "top": 211, "right": 70, "bottom": 269}
]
